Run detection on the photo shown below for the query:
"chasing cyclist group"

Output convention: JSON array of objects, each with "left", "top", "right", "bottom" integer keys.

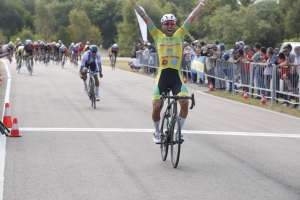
[{"left": 2, "top": 39, "right": 119, "bottom": 100}]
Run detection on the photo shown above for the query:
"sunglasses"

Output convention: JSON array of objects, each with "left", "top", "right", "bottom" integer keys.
[{"left": 162, "top": 21, "right": 176, "bottom": 27}]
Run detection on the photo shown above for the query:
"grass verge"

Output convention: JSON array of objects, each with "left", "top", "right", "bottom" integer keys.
[
  {"left": 208, "top": 90, "right": 300, "bottom": 118},
  {"left": 102, "top": 59, "right": 131, "bottom": 71}
]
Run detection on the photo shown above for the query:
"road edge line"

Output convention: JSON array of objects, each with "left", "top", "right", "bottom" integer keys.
[{"left": 0, "top": 59, "right": 11, "bottom": 200}]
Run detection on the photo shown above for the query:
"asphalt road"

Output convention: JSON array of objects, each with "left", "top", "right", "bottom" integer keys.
[{"left": 2, "top": 60, "right": 300, "bottom": 200}]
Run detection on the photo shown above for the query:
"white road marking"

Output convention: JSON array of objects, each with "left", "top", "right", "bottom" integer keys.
[
  {"left": 0, "top": 60, "right": 11, "bottom": 200},
  {"left": 19, "top": 127, "right": 300, "bottom": 139}
]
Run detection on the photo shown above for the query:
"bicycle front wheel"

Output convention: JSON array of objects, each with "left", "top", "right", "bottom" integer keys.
[
  {"left": 89, "top": 78, "right": 96, "bottom": 109},
  {"left": 170, "top": 118, "right": 181, "bottom": 168},
  {"left": 160, "top": 112, "right": 170, "bottom": 161}
]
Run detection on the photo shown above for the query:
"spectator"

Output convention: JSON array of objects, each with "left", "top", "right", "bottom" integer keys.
[
  {"left": 276, "top": 52, "right": 290, "bottom": 104},
  {"left": 282, "top": 43, "right": 295, "bottom": 64},
  {"left": 131, "top": 41, "right": 140, "bottom": 58},
  {"left": 294, "top": 46, "right": 300, "bottom": 69},
  {"left": 294, "top": 46, "right": 300, "bottom": 97},
  {"left": 200, "top": 41, "right": 206, "bottom": 48},
  {"left": 218, "top": 43, "right": 225, "bottom": 58},
  {"left": 244, "top": 46, "right": 254, "bottom": 62},
  {"left": 231, "top": 42, "right": 244, "bottom": 90},
  {"left": 264, "top": 47, "right": 276, "bottom": 96},
  {"left": 142, "top": 44, "right": 150, "bottom": 73},
  {"left": 241, "top": 46, "right": 253, "bottom": 92},
  {"left": 260, "top": 47, "right": 268, "bottom": 62},
  {"left": 191, "top": 47, "right": 205, "bottom": 84},
  {"left": 252, "top": 43, "right": 262, "bottom": 62},
  {"left": 252, "top": 43, "right": 264, "bottom": 96},
  {"left": 274, "top": 48, "right": 280, "bottom": 56},
  {"left": 282, "top": 44, "right": 297, "bottom": 101},
  {"left": 289, "top": 46, "right": 299, "bottom": 96},
  {"left": 182, "top": 42, "right": 194, "bottom": 79},
  {"left": 211, "top": 44, "right": 221, "bottom": 59}
]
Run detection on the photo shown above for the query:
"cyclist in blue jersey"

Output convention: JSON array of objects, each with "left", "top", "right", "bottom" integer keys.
[{"left": 80, "top": 45, "right": 103, "bottom": 101}]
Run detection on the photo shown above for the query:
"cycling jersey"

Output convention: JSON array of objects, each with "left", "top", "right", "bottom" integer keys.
[
  {"left": 24, "top": 44, "right": 34, "bottom": 56},
  {"left": 80, "top": 50, "right": 102, "bottom": 73},
  {"left": 148, "top": 23, "right": 190, "bottom": 71},
  {"left": 111, "top": 47, "right": 119, "bottom": 53},
  {"left": 148, "top": 22, "right": 191, "bottom": 100},
  {"left": 16, "top": 46, "right": 24, "bottom": 57}
]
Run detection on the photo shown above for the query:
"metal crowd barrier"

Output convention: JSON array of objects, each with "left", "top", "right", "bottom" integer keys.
[{"left": 135, "top": 51, "right": 300, "bottom": 109}]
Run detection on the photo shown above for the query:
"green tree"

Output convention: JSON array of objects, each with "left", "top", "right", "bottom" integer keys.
[
  {"left": 117, "top": 0, "right": 166, "bottom": 56},
  {"left": 0, "top": 31, "right": 6, "bottom": 43},
  {"left": 281, "top": 0, "right": 300, "bottom": 39},
  {"left": 34, "top": 0, "right": 56, "bottom": 40},
  {"left": 14, "top": 28, "right": 34, "bottom": 41},
  {"left": 0, "top": 0, "right": 29, "bottom": 37},
  {"left": 239, "top": 0, "right": 256, "bottom": 7},
  {"left": 117, "top": 1, "right": 139, "bottom": 56},
  {"left": 68, "top": 9, "right": 102, "bottom": 44},
  {"left": 83, "top": 0, "right": 122, "bottom": 48},
  {"left": 56, "top": 27, "right": 71, "bottom": 45},
  {"left": 208, "top": 6, "right": 243, "bottom": 45}
]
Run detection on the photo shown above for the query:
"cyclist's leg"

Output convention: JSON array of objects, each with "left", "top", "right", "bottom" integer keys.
[
  {"left": 172, "top": 71, "right": 189, "bottom": 129},
  {"left": 152, "top": 70, "right": 166, "bottom": 123},
  {"left": 109, "top": 54, "right": 113, "bottom": 67},
  {"left": 79, "top": 68, "right": 88, "bottom": 91},
  {"left": 152, "top": 69, "right": 172, "bottom": 142},
  {"left": 113, "top": 52, "right": 117, "bottom": 66},
  {"left": 94, "top": 74, "right": 100, "bottom": 98}
]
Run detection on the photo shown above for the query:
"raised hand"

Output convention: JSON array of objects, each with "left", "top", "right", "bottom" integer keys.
[
  {"left": 184, "top": 0, "right": 208, "bottom": 25},
  {"left": 198, "top": 0, "right": 207, "bottom": 8}
]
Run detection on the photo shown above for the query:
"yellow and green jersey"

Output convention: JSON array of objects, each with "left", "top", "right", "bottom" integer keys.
[
  {"left": 148, "top": 22, "right": 191, "bottom": 100},
  {"left": 148, "top": 23, "right": 190, "bottom": 71}
]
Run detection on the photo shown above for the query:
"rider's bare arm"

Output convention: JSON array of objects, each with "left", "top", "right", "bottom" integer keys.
[{"left": 183, "top": 0, "right": 207, "bottom": 26}]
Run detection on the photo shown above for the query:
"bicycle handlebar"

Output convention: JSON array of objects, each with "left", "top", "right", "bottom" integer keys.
[{"left": 161, "top": 93, "right": 195, "bottom": 110}]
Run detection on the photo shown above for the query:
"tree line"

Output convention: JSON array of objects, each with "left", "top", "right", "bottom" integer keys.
[{"left": 0, "top": 0, "right": 299, "bottom": 56}]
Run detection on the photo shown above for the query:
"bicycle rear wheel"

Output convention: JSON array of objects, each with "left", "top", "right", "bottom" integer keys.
[{"left": 160, "top": 111, "right": 170, "bottom": 161}]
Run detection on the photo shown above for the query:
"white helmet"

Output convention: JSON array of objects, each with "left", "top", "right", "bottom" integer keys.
[{"left": 161, "top": 14, "right": 177, "bottom": 24}]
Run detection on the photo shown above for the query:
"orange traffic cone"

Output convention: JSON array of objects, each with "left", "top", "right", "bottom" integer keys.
[
  {"left": 243, "top": 90, "right": 249, "bottom": 100},
  {"left": 3, "top": 103, "right": 12, "bottom": 128},
  {"left": 10, "top": 118, "right": 21, "bottom": 137},
  {"left": 261, "top": 95, "right": 267, "bottom": 105}
]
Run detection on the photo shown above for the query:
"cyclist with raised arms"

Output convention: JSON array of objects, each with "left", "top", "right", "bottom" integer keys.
[
  {"left": 132, "top": 0, "right": 207, "bottom": 143},
  {"left": 80, "top": 45, "right": 103, "bottom": 101}
]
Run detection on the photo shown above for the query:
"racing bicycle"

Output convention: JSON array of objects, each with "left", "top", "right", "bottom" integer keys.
[{"left": 160, "top": 91, "right": 195, "bottom": 168}]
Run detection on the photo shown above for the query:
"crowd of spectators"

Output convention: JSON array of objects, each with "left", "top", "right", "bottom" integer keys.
[
  {"left": 132, "top": 39, "right": 300, "bottom": 106},
  {"left": 180, "top": 40, "right": 300, "bottom": 106}
]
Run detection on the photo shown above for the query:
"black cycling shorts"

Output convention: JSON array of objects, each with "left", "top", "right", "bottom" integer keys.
[{"left": 153, "top": 68, "right": 188, "bottom": 100}]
